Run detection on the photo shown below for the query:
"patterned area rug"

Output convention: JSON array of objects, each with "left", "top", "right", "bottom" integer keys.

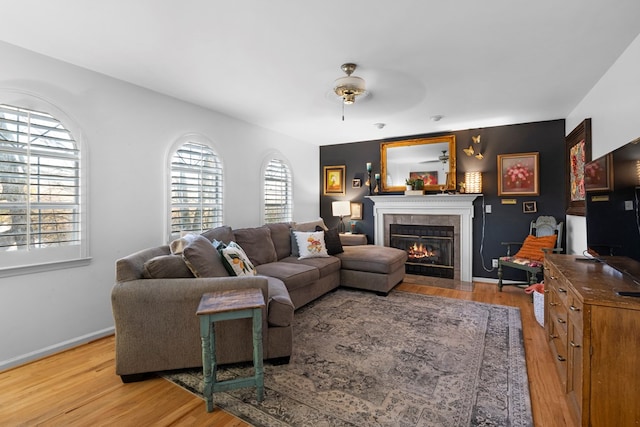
[{"left": 162, "top": 289, "right": 533, "bottom": 426}]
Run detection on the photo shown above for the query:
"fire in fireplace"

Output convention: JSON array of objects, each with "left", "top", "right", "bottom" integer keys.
[{"left": 389, "top": 224, "right": 454, "bottom": 279}]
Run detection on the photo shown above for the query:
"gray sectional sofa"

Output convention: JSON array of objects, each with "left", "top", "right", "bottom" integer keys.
[{"left": 111, "top": 219, "right": 407, "bottom": 382}]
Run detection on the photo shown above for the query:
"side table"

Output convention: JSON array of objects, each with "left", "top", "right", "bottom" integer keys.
[{"left": 196, "top": 288, "right": 265, "bottom": 412}]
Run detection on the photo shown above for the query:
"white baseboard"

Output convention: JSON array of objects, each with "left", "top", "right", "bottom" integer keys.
[
  {"left": 472, "top": 276, "right": 528, "bottom": 286},
  {"left": 0, "top": 327, "right": 115, "bottom": 372}
]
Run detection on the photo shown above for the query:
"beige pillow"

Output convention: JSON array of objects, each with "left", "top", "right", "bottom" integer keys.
[
  {"left": 169, "top": 233, "right": 198, "bottom": 255},
  {"left": 293, "top": 230, "right": 330, "bottom": 260},
  {"left": 182, "top": 235, "right": 229, "bottom": 277}
]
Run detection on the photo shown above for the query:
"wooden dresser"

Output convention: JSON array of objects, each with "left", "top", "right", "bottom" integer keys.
[{"left": 544, "top": 254, "right": 640, "bottom": 426}]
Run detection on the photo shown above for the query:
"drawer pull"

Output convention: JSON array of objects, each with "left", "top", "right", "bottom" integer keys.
[
  {"left": 570, "top": 341, "right": 581, "bottom": 348},
  {"left": 569, "top": 305, "right": 581, "bottom": 312},
  {"left": 549, "top": 302, "right": 559, "bottom": 306},
  {"left": 558, "top": 287, "right": 567, "bottom": 293},
  {"left": 557, "top": 355, "right": 566, "bottom": 362},
  {"left": 557, "top": 318, "right": 566, "bottom": 324},
  {"left": 549, "top": 334, "right": 558, "bottom": 339}
]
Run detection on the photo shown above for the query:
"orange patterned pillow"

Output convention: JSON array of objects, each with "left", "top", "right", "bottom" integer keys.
[{"left": 514, "top": 234, "right": 557, "bottom": 262}]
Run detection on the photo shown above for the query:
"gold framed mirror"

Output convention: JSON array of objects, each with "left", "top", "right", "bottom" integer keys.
[{"left": 380, "top": 135, "right": 456, "bottom": 193}]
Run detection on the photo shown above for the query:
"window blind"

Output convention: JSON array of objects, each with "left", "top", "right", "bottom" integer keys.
[
  {"left": 170, "top": 142, "right": 223, "bottom": 235},
  {"left": 0, "top": 104, "right": 80, "bottom": 251},
  {"left": 264, "top": 158, "right": 292, "bottom": 223}
]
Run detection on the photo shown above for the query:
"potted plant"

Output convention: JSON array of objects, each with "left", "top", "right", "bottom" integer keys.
[{"left": 405, "top": 178, "right": 415, "bottom": 191}]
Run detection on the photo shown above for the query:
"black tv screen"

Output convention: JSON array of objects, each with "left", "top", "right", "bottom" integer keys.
[{"left": 585, "top": 137, "right": 640, "bottom": 270}]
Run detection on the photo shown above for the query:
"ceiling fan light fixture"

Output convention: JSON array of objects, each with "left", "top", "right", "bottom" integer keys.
[{"left": 334, "top": 63, "right": 367, "bottom": 105}]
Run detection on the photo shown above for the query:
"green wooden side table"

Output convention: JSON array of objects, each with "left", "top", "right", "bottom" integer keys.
[{"left": 196, "top": 288, "right": 265, "bottom": 412}]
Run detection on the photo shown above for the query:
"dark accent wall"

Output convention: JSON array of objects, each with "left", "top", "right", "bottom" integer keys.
[{"left": 319, "top": 119, "right": 566, "bottom": 281}]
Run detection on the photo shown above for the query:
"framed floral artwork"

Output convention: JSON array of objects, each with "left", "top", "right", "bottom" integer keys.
[
  {"left": 323, "top": 165, "right": 346, "bottom": 196},
  {"left": 585, "top": 153, "right": 613, "bottom": 192},
  {"left": 565, "top": 119, "right": 592, "bottom": 215},
  {"left": 497, "top": 152, "right": 539, "bottom": 196}
]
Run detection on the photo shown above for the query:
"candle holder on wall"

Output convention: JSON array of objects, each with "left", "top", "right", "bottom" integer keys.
[{"left": 366, "top": 162, "right": 373, "bottom": 196}]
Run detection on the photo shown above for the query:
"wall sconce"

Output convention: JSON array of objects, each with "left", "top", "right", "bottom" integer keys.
[
  {"left": 465, "top": 171, "right": 483, "bottom": 193},
  {"left": 332, "top": 201, "right": 351, "bottom": 233}
]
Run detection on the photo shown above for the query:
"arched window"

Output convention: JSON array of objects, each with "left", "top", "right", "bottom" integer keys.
[
  {"left": 169, "top": 137, "right": 223, "bottom": 240},
  {"left": 0, "top": 102, "right": 87, "bottom": 274},
  {"left": 263, "top": 155, "right": 293, "bottom": 223}
]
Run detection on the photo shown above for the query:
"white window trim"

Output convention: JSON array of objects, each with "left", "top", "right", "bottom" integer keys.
[
  {"left": 165, "top": 133, "right": 224, "bottom": 243},
  {"left": 0, "top": 89, "right": 90, "bottom": 277},
  {"left": 260, "top": 150, "right": 294, "bottom": 224}
]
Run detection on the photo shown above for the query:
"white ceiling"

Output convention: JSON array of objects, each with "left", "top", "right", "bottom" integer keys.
[{"left": 1, "top": 0, "right": 639, "bottom": 146}]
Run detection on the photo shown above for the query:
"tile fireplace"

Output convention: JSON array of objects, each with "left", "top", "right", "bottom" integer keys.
[{"left": 368, "top": 194, "right": 479, "bottom": 282}]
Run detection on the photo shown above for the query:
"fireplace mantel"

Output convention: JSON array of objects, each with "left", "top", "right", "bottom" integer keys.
[{"left": 367, "top": 194, "right": 479, "bottom": 282}]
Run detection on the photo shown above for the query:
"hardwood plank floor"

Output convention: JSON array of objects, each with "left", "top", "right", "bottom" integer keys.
[{"left": 0, "top": 281, "right": 576, "bottom": 426}]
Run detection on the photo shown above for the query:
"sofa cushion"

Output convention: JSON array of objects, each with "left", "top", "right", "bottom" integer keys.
[
  {"left": 293, "top": 230, "right": 330, "bottom": 260},
  {"left": 201, "top": 225, "right": 235, "bottom": 244},
  {"left": 316, "top": 226, "right": 343, "bottom": 255},
  {"left": 336, "top": 245, "right": 408, "bottom": 274},
  {"left": 264, "top": 222, "right": 293, "bottom": 260},
  {"left": 143, "top": 254, "right": 194, "bottom": 279},
  {"left": 182, "top": 235, "right": 229, "bottom": 278},
  {"left": 255, "top": 262, "right": 319, "bottom": 292},
  {"left": 280, "top": 255, "right": 341, "bottom": 278},
  {"left": 219, "top": 241, "right": 258, "bottom": 276},
  {"left": 232, "top": 226, "right": 278, "bottom": 266},
  {"left": 264, "top": 276, "right": 294, "bottom": 327}
]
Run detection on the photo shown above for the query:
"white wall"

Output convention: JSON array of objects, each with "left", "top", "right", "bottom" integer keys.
[
  {"left": 0, "top": 41, "right": 319, "bottom": 370},
  {"left": 565, "top": 33, "right": 640, "bottom": 255}
]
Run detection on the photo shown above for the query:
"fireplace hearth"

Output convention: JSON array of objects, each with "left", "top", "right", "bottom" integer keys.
[{"left": 390, "top": 224, "right": 454, "bottom": 278}]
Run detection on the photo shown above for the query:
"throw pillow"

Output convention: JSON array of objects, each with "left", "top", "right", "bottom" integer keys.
[
  {"left": 316, "top": 225, "right": 343, "bottom": 255},
  {"left": 290, "top": 218, "right": 329, "bottom": 257},
  {"left": 218, "top": 241, "right": 257, "bottom": 276},
  {"left": 293, "top": 230, "right": 330, "bottom": 260},
  {"left": 169, "top": 233, "right": 198, "bottom": 255},
  {"left": 143, "top": 254, "right": 194, "bottom": 278},
  {"left": 182, "top": 235, "right": 229, "bottom": 277},
  {"left": 514, "top": 234, "right": 557, "bottom": 262}
]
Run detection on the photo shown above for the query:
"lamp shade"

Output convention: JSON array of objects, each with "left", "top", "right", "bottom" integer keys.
[
  {"left": 465, "top": 171, "right": 482, "bottom": 193},
  {"left": 332, "top": 201, "right": 351, "bottom": 217}
]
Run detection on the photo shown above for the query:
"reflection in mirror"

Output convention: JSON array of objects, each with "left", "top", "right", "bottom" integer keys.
[{"left": 381, "top": 135, "right": 456, "bottom": 192}]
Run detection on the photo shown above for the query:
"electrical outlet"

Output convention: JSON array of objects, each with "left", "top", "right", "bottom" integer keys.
[
  {"left": 485, "top": 204, "right": 492, "bottom": 213},
  {"left": 492, "top": 259, "right": 499, "bottom": 268}
]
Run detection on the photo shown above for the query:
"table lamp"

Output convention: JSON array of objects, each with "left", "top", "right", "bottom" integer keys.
[{"left": 331, "top": 201, "right": 351, "bottom": 233}]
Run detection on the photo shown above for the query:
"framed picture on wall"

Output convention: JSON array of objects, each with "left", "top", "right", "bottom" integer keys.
[
  {"left": 323, "top": 165, "right": 346, "bottom": 196},
  {"left": 585, "top": 153, "right": 613, "bottom": 192},
  {"left": 350, "top": 202, "right": 363, "bottom": 220},
  {"left": 497, "top": 152, "right": 540, "bottom": 196},
  {"left": 523, "top": 201, "right": 537, "bottom": 213},
  {"left": 352, "top": 178, "right": 361, "bottom": 188},
  {"left": 565, "top": 119, "right": 592, "bottom": 215}
]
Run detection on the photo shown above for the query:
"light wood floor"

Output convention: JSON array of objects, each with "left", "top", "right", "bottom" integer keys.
[{"left": 0, "top": 281, "right": 576, "bottom": 426}]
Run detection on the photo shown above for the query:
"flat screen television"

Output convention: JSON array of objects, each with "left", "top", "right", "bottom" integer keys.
[{"left": 585, "top": 137, "right": 640, "bottom": 284}]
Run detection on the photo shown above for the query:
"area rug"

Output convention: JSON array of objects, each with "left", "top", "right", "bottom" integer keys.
[{"left": 162, "top": 289, "right": 533, "bottom": 426}]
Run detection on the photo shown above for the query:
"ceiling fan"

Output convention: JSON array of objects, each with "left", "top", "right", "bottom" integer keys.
[{"left": 333, "top": 63, "right": 368, "bottom": 120}]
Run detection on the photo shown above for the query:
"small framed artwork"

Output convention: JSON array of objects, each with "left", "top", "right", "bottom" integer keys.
[
  {"left": 523, "top": 201, "right": 537, "bottom": 213},
  {"left": 497, "top": 152, "right": 540, "bottom": 196},
  {"left": 585, "top": 154, "right": 613, "bottom": 192},
  {"left": 350, "top": 202, "right": 363, "bottom": 220},
  {"left": 409, "top": 171, "right": 438, "bottom": 186},
  {"left": 352, "top": 178, "right": 362, "bottom": 188},
  {"left": 565, "top": 119, "right": 592, "bottom": 216},
  {"left": 323, "top": 165, "right": 346, "bottom": 196}
]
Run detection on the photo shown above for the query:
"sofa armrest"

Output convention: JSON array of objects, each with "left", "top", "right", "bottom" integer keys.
[{"left": 339, "top": 233, "right": 368, "bottom": 246}]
